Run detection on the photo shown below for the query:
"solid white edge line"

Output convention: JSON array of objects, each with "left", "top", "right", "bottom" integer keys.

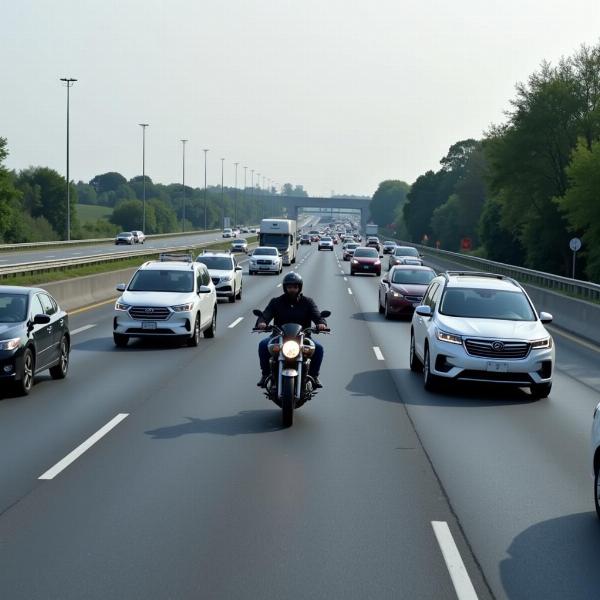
[
  {"left": 431, "top": 521, "right": 479, "bottom": 600},
  {"left": 373, "top": 346, "right": 384, "bottom": 361},
  {"left": 228, "top": 317, "right": 244, "bottom": 329},
  {"left": 71, "top": 324, "right": 97, "bottom": 335},
  {"left": 347, "top": 288, "right": 353, "bottom": 295},
  {"left": 39, "top": 413, "right": 129, "bottom": 480}
]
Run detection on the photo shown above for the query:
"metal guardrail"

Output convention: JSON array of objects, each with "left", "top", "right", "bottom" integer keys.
[{"left": 392, "top": 239, "right": 600, "bottom": 303}]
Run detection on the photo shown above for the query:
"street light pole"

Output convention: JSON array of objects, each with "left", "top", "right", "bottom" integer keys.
[
  {"left": 60, "top": 77, "right": 77, "bottom": 241},
  {"left": 234, "top": 162, "right": 239, "bottom": 227},
  {"left": 139, "top": 123, "right": 149, "bottom": 231},
  {"left": 181, "top": 139, "right": 188, "bottom": 232},
  {"left": 203, "top": 149, "right": 209, "bottom": 230},
  {"left": 220, "top": 158, "right": 225, "bottom": 228}
]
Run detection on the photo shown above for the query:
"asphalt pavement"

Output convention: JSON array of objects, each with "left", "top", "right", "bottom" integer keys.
[{"left": 0, "top": 243, "right": 598, "bottom": 599}]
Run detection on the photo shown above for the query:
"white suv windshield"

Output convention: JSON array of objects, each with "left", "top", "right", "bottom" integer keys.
[
  {"left": 439, "top": 288, "right": 535, "bottom": 321},
  {"left": 129, "top": 270, "right": 194, "bottom": 293},
  {"left": 198, "top": 257, "right": 233, "bottom": 270}
]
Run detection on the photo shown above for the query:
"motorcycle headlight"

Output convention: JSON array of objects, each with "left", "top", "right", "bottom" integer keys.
[
  {"left": 0, "top": 337, "right": 20, "bottom": 351},
  {"left": 436, "top": 329, "right": 462, "bottom": 345},
  {"left": 115, "top": 300, "right": 130, "bottom": 311},
  {"left": 531, "top": 337, "right": 552, "bottom": 349},
  {"left": 171, "top": 302, "right": 195, "bottom": 312},
  {"left": 282, "top": 340, "right": 300, "bottom": 359}
]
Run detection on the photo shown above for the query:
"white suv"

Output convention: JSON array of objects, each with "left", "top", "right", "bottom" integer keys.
[
  {"left": 196, "top": 251, "right": 243, "bottom": 303},
  {"left": 113, "top": 253, "right": 217, "bottom": 347},
  {"left": 410, "top": 272, "right": 554, "bottom": 398},
  {"left": 248, "top": 247, "right": 283, "bottom": 275}
]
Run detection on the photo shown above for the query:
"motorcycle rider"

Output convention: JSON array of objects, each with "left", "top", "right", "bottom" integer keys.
[{"left": 255, "top": 272, "right": 327, "bottom": 388}]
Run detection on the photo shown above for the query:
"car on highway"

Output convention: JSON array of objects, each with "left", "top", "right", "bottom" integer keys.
[
  {"left": 113, "top": 253, "right": 217, "bottom": 347},
  {"left": 196, "top": 251, "right": 243, "bottom": 302},
  {"left": 366, "top": 236, "right": 381, "bottom": 253},
  {"left": 378, "top": 266, "right": 437, "bottom": 319},
  {"left": 592, "top": 404, "right": 600, "bottom": 518},
  {"left": 342, "top": 242, "right": 360, "bottom": 261},
  {"left": 382, "top": 240, "right": 397, "bottom": 254},
  {"left": 350, "top": 247, "right": 382, "bottom": 276},
  {"left": 410, "top": 272, "right": 554, "bottom": 398},
  {"left": 230, "top": 239, "right": 249, "bottom": 253},
  {"left": 131, "top": 230, "right": 146, "bottom": 244},
  {"left": 248, "top": 246, "right": 283, "bottom": 275},
  {"left": 300, "top": 234, "right": 311, "bottom": 245},
  {"left": 318, "top": 236, "right": 334, "bottom": 251},
  {"left": 0, "top": 286, "right": 70, "bottom": 395},
  {"left": 222, "top": 228, "right": 236, "bottom": 238},
  {"left": 388, "top": 246, "right": 423, "bottom": 269},
  {"left": 115, "top": 231, "right": 135, "bottom": 245}
]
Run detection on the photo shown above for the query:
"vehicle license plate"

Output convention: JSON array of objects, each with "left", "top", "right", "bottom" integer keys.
[
  {"left": 142, "top": 321, "right": 157, "bottom": 330},
  {"left": 260, "top": 265, "right": 270, "bottom": 270},
  {"left": 364, "top": 265, "right": 370, "bottom": 269},
  {"left": 486, "top": 361, "right": 508, "bottom": 373}
]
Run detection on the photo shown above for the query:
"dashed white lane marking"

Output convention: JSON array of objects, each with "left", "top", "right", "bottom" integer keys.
[
  {"left": 347, "top": 288, "right": 353, "bottom": 295},
  {"left": 344, "top": 277, "right": 348, "bottom": 281},
  {"left": 340, "top": 270, "right": 344, "bottom": 274},
  {"left": 431, "top": 521, "right": 479, "bottom": 600},
  {"left": 45, "top": 255, "right": 56, "bottom": 258},
  {"left": 373, "top": 346, "right": 384, "bottom": 361},
  {"left": 39, "top": 413, "right": 129, "bottom": 480},
  {"left": 277, "top": 283, "right": 282, "bottom": 287},
  {"left": 228, "top": 317, "right": 244, "bottom": 329},
  {"left": 71, "top": 324, "right": 96, "bottom": 335}
]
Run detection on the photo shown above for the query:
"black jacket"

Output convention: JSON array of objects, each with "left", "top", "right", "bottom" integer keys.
[{"left": 257, "top": 293, "right": 327, "bottom": 330}]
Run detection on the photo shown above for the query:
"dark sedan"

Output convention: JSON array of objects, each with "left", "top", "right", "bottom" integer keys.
[
  {"left": 0, "top": 286, "right": 70, "bottom": 395},
  {"left": 378, "top": 266, "right": 436, "bottom": 319},
  {"left": 300, "top": 234, "right": 311, "bottom": 245},
  {"left": 366, "top": 237, "right": 381, "bottom": 253},
  {"left": 388, "top": 246, "right": 423, "bottom": 269},
  {"left": 350, "top": 247, "right": 382, "bottom": 276}
]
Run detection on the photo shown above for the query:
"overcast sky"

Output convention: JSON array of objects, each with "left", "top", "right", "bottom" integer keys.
[{"left": 2, "top": 0, "right": 598, "bottom": 197}]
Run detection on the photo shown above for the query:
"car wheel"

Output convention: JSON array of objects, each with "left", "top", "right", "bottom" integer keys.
[
  {"left": 530, "top": 382, "right": 552, "bottom": 399},
  {"left": 113, "top": 333, "right": 129, "bottom": 347},
  {"left": 49, "top": 335, "right": 70, "bottom": 379},
  {"left": 228, "top": 289, "right": 236, "bottom": 303},
  {"left": 204, "top": 309, "right": 217, "bottom": 338},
  {"left": 15, "top": 347, "right": 35, "bottom": 396},
  {"left": 384, "top": 298, "right": 392, "bottom": 320},
  {"left": 595, "top": 459, "right": 600, "bottom": 519},
  {"left": 409, "top": 330, "right": 422, "bottom": 372},
  {"left": 187, "top": 314, "right": 201, "bottom": 346},
  {"left": 236, "top": 285, "right": 242, "bottom": 300},
  {"left": 378, "top": 292, "right": 384, "bottom": 314},
  {"left": 423, "top": 345, "right": 441, "bottom": 392},
  {"left": 249, "top": 270, "right": 254, "bottom": 276}
]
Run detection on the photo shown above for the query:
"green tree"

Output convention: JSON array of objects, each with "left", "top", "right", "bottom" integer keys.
[
  {"left": 90, "top": 172, "right": 128, "bottom": 195},
  {"left": 110, "top": 199, "right": 144, "bottom": 231},
  {"left": 370, "top": 180, "right": 410, "bottom": 227}
]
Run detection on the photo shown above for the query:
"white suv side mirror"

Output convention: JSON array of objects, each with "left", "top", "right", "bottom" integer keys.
[
  {"left": 116, "top": 283, "right": 126, "bottom": 292},
  {"left": 415, "top": 305, "right": 432, "bottom": 317},
  {"left": 539, "top": 311, "right": 553, "bottom": 324}
]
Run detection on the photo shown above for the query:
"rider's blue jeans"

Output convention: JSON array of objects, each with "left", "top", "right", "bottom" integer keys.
[{"left": 259, "top": 337, "right": 324, "bottom": 377}]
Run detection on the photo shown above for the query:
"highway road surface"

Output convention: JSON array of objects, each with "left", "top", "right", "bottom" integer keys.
[{"left": 0, "top": 243, "right": 598, "bottom": 599}]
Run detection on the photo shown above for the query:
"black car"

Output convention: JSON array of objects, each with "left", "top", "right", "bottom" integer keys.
[
  {"left": 300, "top": 234, "right": 311, "bottom": 245},
  {"left": 0, "top": 287, "right": 70, "bottom": 395}
]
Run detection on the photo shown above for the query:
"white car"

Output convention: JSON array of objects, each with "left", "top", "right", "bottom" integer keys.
[
  {"left": 113, "top": 253, "right": 217, "bottom": 347},
  {"left": 131, "top": 230, "right": 146, "bottom": 244},
  {"left": 248, "top": 247, "right": 283, "bottom": 275},
  {"left": 318, "top": 237, "right": 334, "bottom": 251},
  {"left": 196, "top": 251, "right": 243, "bottom": 303},
  {"left": 222, "top": 228, "right": 236, "bottom": 238},
  {"left": 410, "top": 272, "right": 554, "bottom": 398},
  {"left": 592, "top": 404, "right": 600, "bottom": 518}
]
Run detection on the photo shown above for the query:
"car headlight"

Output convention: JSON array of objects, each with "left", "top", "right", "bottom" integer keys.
[
  {"left": 282, "top": 340, "right": 300, "bottom": 359},
  {"left": 374, "top": 260, "right": 381, "bottom": 265},
  {"left": 172, "top": 302, "right": 195, "bottom": 312},
  {"left": 115, "top": 301, "right": 130, "bottom": 311},
  {"left": 436, "top": 329, "right": 462, "bottom": 345},
  {"left": 531, "top": 337, "right": 552, "bottom": 349},
  {"left": 0, "top": 338, "right": 20, "bottom": 351},
  {"left": 351, "top": 259, "right": 359, "bottom": 264}
]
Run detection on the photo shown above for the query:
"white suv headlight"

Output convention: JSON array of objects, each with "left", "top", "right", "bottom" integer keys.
[
  {"left": 115, "top": 301, "right": 130, "bottom": 311},
  {"left": 172, "top": 302, "right": 195, "bottom": 312},
  {"left": 0, "top": 338, "right": 21, "bottom": 351},
  {"left": 531, "top": 337, "right": 552, "bottom": 349},
  {"left": 436, "top": 329, "right": 462, "bottom": 345}
]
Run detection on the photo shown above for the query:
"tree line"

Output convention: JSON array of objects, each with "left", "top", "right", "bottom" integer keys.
[{"left": 370, "top": 42, "right": 600, "bottom": 282}]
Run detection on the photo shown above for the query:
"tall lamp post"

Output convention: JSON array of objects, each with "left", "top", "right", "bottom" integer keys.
[
  {"left": 234, "top": 162, "right": 239, "bottom": 227},
  {"left": 139, "top": 123, "right": 149, "bottom": 231},
  {"left": 203, "top": 149, "right": 209, "bottom": 230},
  {"left": 181, "top": 139, "right": 188, "bottom": 232},
  {"left": 60, "top": 77, "right": 77, "bottom": 241},
  {"left": 220, "top": 158, "right": 225, "bottom": 228}
]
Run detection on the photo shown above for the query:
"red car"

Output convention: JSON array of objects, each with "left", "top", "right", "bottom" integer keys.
[
  {"left": 378, "top": 265, "right": 437, "bottom": 319},
  {"left": 350, "top": 247, "right": 381, "bottom": 276}
]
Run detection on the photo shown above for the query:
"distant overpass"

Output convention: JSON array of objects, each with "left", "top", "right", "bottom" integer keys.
[{"left": 278, "top": 196, "right": 371, "bottom": 231}]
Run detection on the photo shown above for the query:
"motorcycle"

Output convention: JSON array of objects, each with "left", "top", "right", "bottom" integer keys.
[{"left": 252, "top": 309, "right": 331, "bottom": 427}]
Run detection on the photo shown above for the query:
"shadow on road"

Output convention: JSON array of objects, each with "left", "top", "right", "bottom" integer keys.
[
  {"left": 345, "top": 368, "right": 539, "bottom": 407},
  {"left": 500, "top": 512, "right": 600, "bottom": 600},
  {"left": 145, "top": 410, "right": 282, "bottom": 439},
  {"left": 72, "top": 337, "right": 192, "bottom": 352}
]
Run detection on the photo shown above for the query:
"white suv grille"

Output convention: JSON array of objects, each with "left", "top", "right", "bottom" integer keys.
[
  {"left": 464, "top": 339, "right": 530, "bottom": 359},
  {"left": 129, "top": 306, "right": 171, "bottom": 320}
]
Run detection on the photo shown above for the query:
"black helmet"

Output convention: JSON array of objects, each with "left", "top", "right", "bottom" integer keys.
[{"left": 282, "top": 271, "right": 303, "bottom": 293}]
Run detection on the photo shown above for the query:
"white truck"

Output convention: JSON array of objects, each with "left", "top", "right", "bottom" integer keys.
[
  {"left": 366, "top": 223, "right": 379, "bottom": 237},
  {"left": 259, "top": 219, "right": 298, "bottom": 265}
]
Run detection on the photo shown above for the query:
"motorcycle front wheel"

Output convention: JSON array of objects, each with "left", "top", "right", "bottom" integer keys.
[{"left": 281, "top": 376, "right": 295, "bottom": 427}]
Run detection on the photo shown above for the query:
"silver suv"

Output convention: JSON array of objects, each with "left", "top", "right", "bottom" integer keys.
[
  {"left": 113, "top": 253, "right": 217, "bottom": 347},
  {"left": 410, "top": 272, "right": 554, "bottom": 398},
  {"left": 196, "top": 251, "right": 243, "bottom": 303}
]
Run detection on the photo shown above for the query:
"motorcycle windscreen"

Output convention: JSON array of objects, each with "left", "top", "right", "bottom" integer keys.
[{"left": 280, "top": 323, "right": 303, "bottom": 338}]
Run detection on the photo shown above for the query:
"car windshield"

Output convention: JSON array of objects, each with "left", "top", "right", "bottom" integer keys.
[
  {"left": 232, "top": 240, "right": 246, "bottom": 245},
  {"left": 253, "top": 248, "right": 277, "bottom": 256},
  {"left": 321, "top": 237, "right": 332, "bottom": 241},
  {"left": 0, "top": 293, "right": 28, "bottom": 323},
  {"left": 384, "top": 241, "right": 395, "bottom": 246},
  {"left": 128, "top": 270, "right": 194, "bottom": 293},
  {"left": 118, "top": 232, "right": 131, "bottom": 237},
  {"left": 346, "top": 243, "right": 359, "bottom": 249},
  {"left": 439, "top": 288, "right": 536, "bottom": 321},
  {"left": 197, "top": 257, "right": 233, "bottom": 270},
  {"left": 394, "top": 247, "right": 419, "bottom": 256},
  {"left": 354, "top": 248, "right": 378, "bottom": 257},
  {"left": 391, "top": 269, "right": 436, "bottom": 285}
]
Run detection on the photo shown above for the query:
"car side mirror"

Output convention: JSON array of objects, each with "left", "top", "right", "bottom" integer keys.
[
  {"left": 33, "top": 313, "right": 51, "bottom": 325},
  {"left": 235, "top": 266, "right": 242, "bottom": 271},
  {"left": 415, "top": 306, "right": 432, "bottom": 317},
  {"left": 198, "top": 285, "right": 212, "bottom": 294},
  {"left": 320, "top": 310, "right": 331, "bottom": 318},
  {"left": 382, "top": 278, "right": 389, "bottom": 284},
  {"left": 116, "top": 283, "right": 126, "bottom": 292},
  {"left": 539, "top": 311, "right": 553, "bottom": 324}
]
